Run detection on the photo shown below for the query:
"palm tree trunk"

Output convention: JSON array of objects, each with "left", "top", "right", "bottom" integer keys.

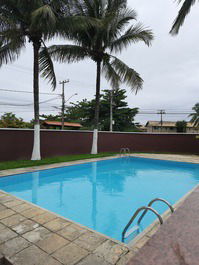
[
  {"left": 91, "top": 60, "right": 101, "bottom": 154},
  {"left": 31, "top": 41, "right": 41, "bottom": 160}
]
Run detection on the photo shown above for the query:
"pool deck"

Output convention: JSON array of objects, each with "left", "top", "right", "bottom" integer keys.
[{"left": 0, "top": 153, "right": 199, "bottom": 265}]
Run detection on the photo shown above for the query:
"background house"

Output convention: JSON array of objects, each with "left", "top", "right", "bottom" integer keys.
[
  {"left": 42, "top": 121, "right": 82, "bottom": 130},
  {"left": 145, "top": 121, "right": 199, "bottom": 133}
]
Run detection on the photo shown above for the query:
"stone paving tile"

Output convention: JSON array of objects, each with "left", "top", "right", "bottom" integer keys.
[
  {"left": 13, "top": 203, "right": 33, "bottom": 213},
  {"left": 94, "top": 240, "right": 128, "bottom": 265},
  {"left": 0, "top": 209, "right": 15, "bottom": 220},
  {"left": 0, "top": 223, "right": 6, "bottom": 231},
  {"left": 9, "top": 245, "right": 63, "bottom": 265},
  {"left": 0, "top": 236, "right": 30, "bottom": 257},
  {"left": 31, "top": 212, "right": 57, "bottom": 225},
  {"left": 0, "top": 195, "right": 14, "bottom": 203},
  {"left": 74, "top": 231, "right": 107, "bottom": 251},
  {"left": 76, "top": 254, "right": 112, "bottom": 265},
  {"left": 0, "top": 227, "right": 18, "bottom": 243},
  {"left": 0, "top": 205, "right": 6, "bottom": 212},
  {"left": 22, "top": 226, "right": 51, "bottom": 243},
  {"left": 4, "top": 199, "right": 24, "bottom": 208},
  {"left": 57, "top": 224, "right": 87, "bottom": 241},
  {"left": 116, "top": 251, "right": 136, "bottom": 265},
  {"left": 20, "top": 207, "right": 45, "bottom": 218},
  {"left": 12, "top": 219, "right": 39, "bottom": 235},
  {"left": 36, "top": 233, "right": 70, "bottom": 254},
  {"left": 52, "top": 242, "right": 89, "bottom": 265},
  {"left": 0, "top": 214, "right": 26, "bottom": 227},
  {"left": 43, "top": 218, "right": 70, "bottom": 232}
]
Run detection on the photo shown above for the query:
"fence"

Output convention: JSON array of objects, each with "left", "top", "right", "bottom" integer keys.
[{"left": 0, "top": 128, "right": 199, "bottom": 161}]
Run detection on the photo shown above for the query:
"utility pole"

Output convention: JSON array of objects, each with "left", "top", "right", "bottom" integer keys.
[
  {"left": 157, "top": 109, "right": 166, "bottom": 131},
  {"left": 110, "top": 89, "right": 113, "bottom": 132},
  {"left": 59, "top": 80, "right": 69, "bottom": 130}
]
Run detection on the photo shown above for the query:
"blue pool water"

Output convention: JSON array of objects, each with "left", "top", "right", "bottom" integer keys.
[{"left": 0, "top": 157, "right": 199, "bottom": 241}]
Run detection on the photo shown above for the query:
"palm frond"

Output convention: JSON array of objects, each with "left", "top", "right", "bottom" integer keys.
[
  {"left": 110, "top": 23, "right": 153, "bottom": 53},
  {"left": 31, "top": 4, "right": 57, "bottom": 32},
  {"left": 39, "top": 42, "right": 56, "bottom": 90},
  {"left": 0, "top": 38, "right": 25, "bottom": 66},
  {"left": 102, "top": 57, "right": 120, "bottom": 89},
  {"left": 111, "top": 56, "right": 143, "bottom": 92},
  {"left": 170, "top": 0, "right": 197, "bottom": 34},
  {"left": 47, "top": 44, "right": 89, "bottom": 63}
]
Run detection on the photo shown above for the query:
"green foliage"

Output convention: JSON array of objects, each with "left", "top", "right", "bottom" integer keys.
[
  {"left": 170, "top": 0, "right": 197, "bottom": 34},
  {"left": 0, "top": 112, "right": 32, "bottom": 128},
  {"left": 189, "top": 103, "right": 199, "bottom": 127},
  {"left": 176, "top": 120, "right": 187, "bottom": 133},
  {"left": 65, "top": 88, "right": 138, "bottom": 131}
]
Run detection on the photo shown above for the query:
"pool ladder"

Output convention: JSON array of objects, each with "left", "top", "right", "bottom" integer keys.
[
  {"left": 120, "top": 148, "right": 131, "bottom": 157},
  {"left": 122, "top": 198, "right": 174, "bottom": 242}
]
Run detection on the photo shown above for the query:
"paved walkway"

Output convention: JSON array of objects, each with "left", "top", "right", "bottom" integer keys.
[{"left": 0, "top": 190, "right": 136, "bottom": 265}]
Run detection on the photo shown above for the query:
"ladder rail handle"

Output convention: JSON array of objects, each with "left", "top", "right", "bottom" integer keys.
[
  {"left": 122, "top": 206, "right": 163, "bottom": 242},
  {"left": 137, "top": 198, "right": 174, "bottom": 225}
]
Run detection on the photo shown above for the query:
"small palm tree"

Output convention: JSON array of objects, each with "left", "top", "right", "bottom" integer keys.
[
  {"left": 189, "top": 103, "right": 199, "bottom": 127},
  {"left": 42, "top": 0, "right": 153, "bottom": 154},
  {"left": 0, "top": 0, "right": 63, "bottom": 160},
  {"left": 170, "top": 0, "right": 197, "bottom": 34}
]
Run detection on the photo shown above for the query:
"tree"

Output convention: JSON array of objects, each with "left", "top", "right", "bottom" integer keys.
[
  {"left": 189, "top": 103, "right": 199, "bottom": 126},
  {"left": 65, "top": 88, "right": 138, "bottom": 131},
  {"left": 170, "top": 0, "right": 197, "bottom": 34},
  {"left": 176, "top": 120, "right": 187, "bottom": 133},
  {"left": 0, "top": 0, "right": 64, "bottom": 160},
  {"left": 43, "top": 0, "right": 153, "bottom": 154},
  {"left": 0, "top": 112, "right": 32, "bottom": 128}
]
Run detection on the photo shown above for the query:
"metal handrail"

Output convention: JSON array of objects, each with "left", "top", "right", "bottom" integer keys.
[
  {"left": 120, "top": 148, "right": 130, "bottom": 157},
  {"left": 137, "top": 198, "right": 174, "bottom": 225},
  {"left": 122, "top": 206, "right": 163, "bottom": 242}
]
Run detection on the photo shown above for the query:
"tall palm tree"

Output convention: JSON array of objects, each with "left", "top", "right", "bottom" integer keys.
[
  {"left": 41, "top": 0, "right": 153, "bottom": 154},
  {"left": 189, "top": 103, "right": 199, "bottom": 126},
  {"left": 0, "top": 0, "right": 63, "bottom": 160},
  {"left": 170, "top": 0, "right": 197, "bottom": 34}
]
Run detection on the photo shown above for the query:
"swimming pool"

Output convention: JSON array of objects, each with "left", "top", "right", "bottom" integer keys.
[{"left": 0, "top": 157, "right": 199, "bottom": 242}]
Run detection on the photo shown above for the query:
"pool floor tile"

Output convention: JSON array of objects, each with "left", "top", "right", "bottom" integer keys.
[
  {"left": 57, "top": 224, "right": 87, "bottom": 241},
  {"left": 52, "top": 242, "right": 89, "bottom": 265}
]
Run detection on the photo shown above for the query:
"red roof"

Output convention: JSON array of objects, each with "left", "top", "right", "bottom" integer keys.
[{"left": 43, "top": 121, "right": 82, "bottom": 128}]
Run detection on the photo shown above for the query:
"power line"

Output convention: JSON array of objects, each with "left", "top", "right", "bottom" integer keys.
[{"left": 0, "top": 88, "right": 60, "bottom": 95}]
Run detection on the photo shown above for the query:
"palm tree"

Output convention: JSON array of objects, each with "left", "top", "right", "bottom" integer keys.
[
  {"left": 170, "top": 0, "right": 197, "bottom": 34},
  {"left": 41, "top": 0, "right": 153, "bottom": 154},
  {"left": 189, "top": 103, "right": 199, "bottom": 126},
  {"left": 0, "top": 0, "right": 63, "bottom": 160}
]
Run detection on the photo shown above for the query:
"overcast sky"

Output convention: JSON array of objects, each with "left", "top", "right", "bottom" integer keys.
[{"left": 0, "top": 0, "right": 198, "bottom": 125}]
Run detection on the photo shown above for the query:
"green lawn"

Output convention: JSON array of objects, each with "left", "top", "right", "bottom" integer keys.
[{"left": 0, "top": 153, "right": 116, "bottom": 171}]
